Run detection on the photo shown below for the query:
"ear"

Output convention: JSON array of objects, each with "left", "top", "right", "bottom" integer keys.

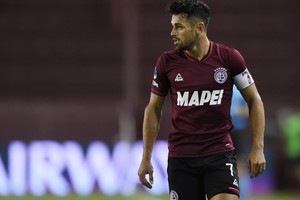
[{"left": 197, "top": 21, "right": 206, "bottom": 33}]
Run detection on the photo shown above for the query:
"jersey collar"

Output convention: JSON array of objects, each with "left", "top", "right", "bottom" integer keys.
[{"left": 183, "top": 41, "right": 213, "bottom": 62}]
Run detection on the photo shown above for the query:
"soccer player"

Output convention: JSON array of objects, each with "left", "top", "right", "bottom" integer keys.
[{"left": 138, "top": 1, "right": 266, "bottom": 200}]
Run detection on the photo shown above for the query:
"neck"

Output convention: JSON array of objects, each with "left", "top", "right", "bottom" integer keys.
[{"left": 185, "top": 37, "right": 210, "bottom": 61}]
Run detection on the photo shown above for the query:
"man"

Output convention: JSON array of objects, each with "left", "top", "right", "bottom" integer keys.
[{"left": 138, "top": 1, "right": 266, "bottom": 200}]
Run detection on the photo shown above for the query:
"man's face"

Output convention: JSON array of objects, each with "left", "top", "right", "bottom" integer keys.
[{"left": 170, "top": 14, "right": 198, "bottom": 51}]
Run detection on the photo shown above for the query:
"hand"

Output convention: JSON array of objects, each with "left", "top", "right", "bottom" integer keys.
[
  {"left": 138, "top": 159, "right": 154, "bottom": 189},
  {"left": 247, "top": 149, "right": 266, "bottom": 178}
]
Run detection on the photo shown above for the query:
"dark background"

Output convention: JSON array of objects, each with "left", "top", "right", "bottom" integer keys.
[
  {"left": 0, "top": 0, "right": 299, "bottom": 143},
  {"left": 0, "top": 0, "right": 300, "bottom": 193}
]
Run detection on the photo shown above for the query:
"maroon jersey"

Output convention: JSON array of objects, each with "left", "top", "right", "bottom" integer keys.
[{"left": 151, "top": 41, "right": 250, "bottom": 157}]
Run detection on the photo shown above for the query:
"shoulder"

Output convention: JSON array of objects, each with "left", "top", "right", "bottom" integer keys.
[
  {"left": 212, "top": 42, "right": 242, "bottom": 58},
  {"left": 158, "top": 49, "right": 182, "bottom": 60},
  {"left": 156, "top": 49, "right": 184, "bottom": 67},
  {"left": 211, "top": 41, "right": 246, "bottom": 67}
]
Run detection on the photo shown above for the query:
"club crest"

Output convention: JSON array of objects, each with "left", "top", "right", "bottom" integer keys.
[
  {"left": 170, "top": 190, "right": 179, "bottom": 200},
  {"left": 214, "top": 67, "right": 228, "bottom": 84}
]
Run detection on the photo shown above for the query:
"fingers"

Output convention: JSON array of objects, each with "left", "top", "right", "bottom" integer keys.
[
  {"left": 248, "top": 160, "right": 266, "bottom": 178},
  {"left": 138, "top": 168, "right": 154, "bottom": 189},
  {"left": 149, "top": 170, "right": 154, "bottom": 185}
]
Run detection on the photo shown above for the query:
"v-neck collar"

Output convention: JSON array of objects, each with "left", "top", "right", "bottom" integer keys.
[{"left": 183, "top": 41, "right": 213, "bottom": 62}]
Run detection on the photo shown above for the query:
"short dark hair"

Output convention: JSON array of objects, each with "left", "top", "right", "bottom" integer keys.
[{"left": 168, "top": 0, "right": 210, "bottom": 27}]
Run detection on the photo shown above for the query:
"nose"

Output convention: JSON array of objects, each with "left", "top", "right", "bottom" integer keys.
[{"left": 170, "top": 27, "right": 176, "bottom": 37}]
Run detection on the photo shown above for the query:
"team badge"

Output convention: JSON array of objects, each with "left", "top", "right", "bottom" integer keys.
[
  {"left": 170, "top": 190, "right": 179, "bottom": 200},
  {"left": 214, "top": 68, "right": 228, "bottom": 84}
]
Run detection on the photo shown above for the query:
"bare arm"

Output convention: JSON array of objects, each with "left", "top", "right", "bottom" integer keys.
[
  {"left": 240, "top": 84, "right": 266, "bottom": 178},
  {"left": 138, "top": 93, "right": 165, "bottom": 189}
]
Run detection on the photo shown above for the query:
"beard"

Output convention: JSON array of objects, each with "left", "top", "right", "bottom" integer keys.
[{"left": 173, "top": 37, "right": 196, "bottom": 52}]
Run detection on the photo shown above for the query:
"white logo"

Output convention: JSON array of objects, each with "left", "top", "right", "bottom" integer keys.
[
  {"left": 177, "top": 90, "right": 224, "bottom": 106},
  {"left": 233, "top": 179, "right": 239, "bottom": 187},
  {"left": 170, "top": 190, "right": 179, "bottom": 200},
  {"left": 214, "top": 68, "right": 228, "bottom": 84},
  {"left": 153, "top": 67, "right": 157, "bottom": 79},
  {"left": 152, "top": 80, "right": 159, "bottom": 88},
  {"left": 175, "top": 73, "right": 184, "bottom": 82}
]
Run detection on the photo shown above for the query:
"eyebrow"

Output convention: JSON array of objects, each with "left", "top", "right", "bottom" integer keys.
[{"left": 171, "top": 22, "right": 184, "bottom": 26}]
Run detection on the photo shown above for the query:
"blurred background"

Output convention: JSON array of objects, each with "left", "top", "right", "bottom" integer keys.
[{"left": 0, "top": 0, "right": 299, "bottom": 199}]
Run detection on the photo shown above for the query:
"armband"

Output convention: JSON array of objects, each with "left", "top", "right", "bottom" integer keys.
[{"left": 233, "top": 69, "right": 254, "bottom": 90}]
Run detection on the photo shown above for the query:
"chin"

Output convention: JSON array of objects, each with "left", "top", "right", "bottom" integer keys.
[
  {"left": 176, "top": 46, "right": 187, "bottom": 52},
  {"left": 174, "top": 44, "right": 184, "bottom": 51}
]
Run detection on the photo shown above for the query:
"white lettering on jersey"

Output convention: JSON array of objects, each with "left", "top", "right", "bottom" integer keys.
[
  {"left": 177, "top": 91, "right": 189, "bottom": 106},
  {"left": 199, "top": 91, "right": 211, "bottom": 105},
  {"left": 177, "top": 90, "right": 224, "bottom": 106}
]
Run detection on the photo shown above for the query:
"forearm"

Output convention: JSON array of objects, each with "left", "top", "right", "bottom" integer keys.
[
  {"left": 249, "top": 97, "right": 265, "bottom": 151},
  {"left": 241, "top": 84, "right": 266, "bottom": 177},
  {"left": 142, "top": 105, "right": 162, "bottom": 161}
]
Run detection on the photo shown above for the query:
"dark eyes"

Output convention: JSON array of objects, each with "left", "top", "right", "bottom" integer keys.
[{"left": 173, "top": 25, "right": 183, "bottom": 30}]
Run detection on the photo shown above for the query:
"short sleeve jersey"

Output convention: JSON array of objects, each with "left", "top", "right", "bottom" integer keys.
[{"left": 151, "top": 41, "right": 254, "bottom": 157}]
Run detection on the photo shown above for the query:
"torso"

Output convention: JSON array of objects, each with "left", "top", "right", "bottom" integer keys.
[{"left": 151, "top": 41, "right": 248, "bottom": 157}]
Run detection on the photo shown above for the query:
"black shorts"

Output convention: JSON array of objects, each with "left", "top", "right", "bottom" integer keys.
[{"left": 167, "top": 151, "right": 240, "bottom": 200}]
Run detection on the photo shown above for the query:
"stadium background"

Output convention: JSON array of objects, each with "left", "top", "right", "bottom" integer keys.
[{"left": 0, "top": 0, "right": 299, "bottom": 199}]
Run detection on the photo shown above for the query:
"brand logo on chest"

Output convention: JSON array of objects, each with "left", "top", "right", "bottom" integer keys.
[{"left": 175, "top": 73, "right": 184, "bottom": 82}]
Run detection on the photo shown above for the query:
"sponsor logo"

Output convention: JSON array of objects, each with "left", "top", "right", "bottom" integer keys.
[
  {"left": 170, "top": 190, "right": 179, "bottom": 200},
  {"left": 177, "top": 90, "right": 224, "bottom": 106},
  {"left": 152, "top": 80, "right": 159, "bottom": 88},
  {"left": 152, "top": 67, "right": 159, "bottom": 88},
  {"left": 175, "top": 73, "right": 184, "bottom": 82},
  {"left": 214, "top": 68, "right": 228, "bottom": 84},
  {"left": 1, "top": 140, "right": 169, "bottom": 196}
]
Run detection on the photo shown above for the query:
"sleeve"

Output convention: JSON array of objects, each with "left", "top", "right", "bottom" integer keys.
[
  {"left": 230, "top": 49, "right": 255, "bottom": 90},
  {"left": 150, "top": 54, "right": 170, "bottom": 96}
]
